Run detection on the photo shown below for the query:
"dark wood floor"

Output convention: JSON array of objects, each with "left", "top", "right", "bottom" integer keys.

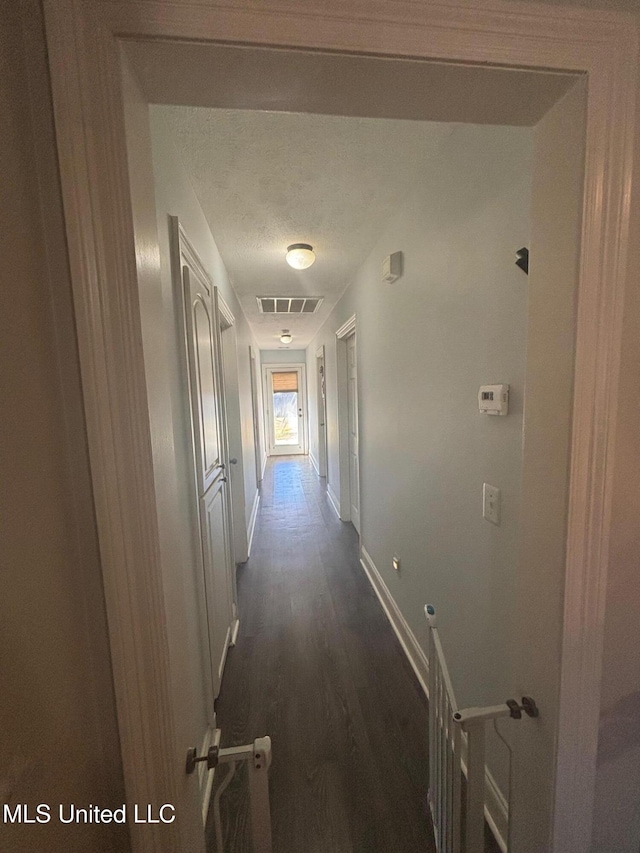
[{"left": 207, "top": 457, "right": 499, "bottom": 853}]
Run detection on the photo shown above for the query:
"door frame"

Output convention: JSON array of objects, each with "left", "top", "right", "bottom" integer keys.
[
  {"left": 218, "top": 300, "right": 251, "bottom": 565},
  {"left": 315, "top": 345, "right": 328, "bottom": 478},
  {"left": 215, "top": 291, "right": 244, "bottom": 616},
  {"left": 335, "top": 316, "right": 359, "bottom": 524},
  {"left": 262, "top": 363, "right": 309, "bottom": 456},
  {"left": 249, "top": 345, "right": 264, "bottom": 487},
  {"left": 42, "top": 2, "right": 637, "bottom": 851}
]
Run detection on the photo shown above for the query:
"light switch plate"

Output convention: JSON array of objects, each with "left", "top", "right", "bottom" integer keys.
[{"left": 483, "top": 483, "right": 501, "bottom": 525}]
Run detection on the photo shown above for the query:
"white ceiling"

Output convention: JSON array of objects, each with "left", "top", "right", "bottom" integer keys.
[
  {"left": 129, "top": 42, "right": 575, "bottom": 127},
  {"left": 132, "top": 41, "right": 575, "bottom": 350},
  {"left": 156, "top": 106, "right": 454, "bottom": 348}
]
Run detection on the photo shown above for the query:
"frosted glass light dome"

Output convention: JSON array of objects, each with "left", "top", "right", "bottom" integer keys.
[{"left": 286, "top": 243, "right": 315, "bottom": 270}]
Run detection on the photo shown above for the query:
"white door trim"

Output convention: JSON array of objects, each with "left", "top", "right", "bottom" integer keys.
[
  {"left": 315, "top": 345, "right": 328, "bottom": 478},
  {"left": 262, "top": 363, "right": 308, "bottom": 456},
  {"left": 345, "top": 331, "right": 360, "bottom": 533},
  {"left": 335, "top": 316, "right": 358, "bottom": 521},
  {"left": 335, "top": 314, "right": 357, "bottom": 341},
  {"left": 249, "top": 345, "right": 263, "bottom": 487},
  {"left": 217, "top": 292, "right": 235, "bottom": 330},
  {"left": 42, "top": 2, "right": 637, "bottom": 851},
  {"left": 216, "top": 295, "right": 251, "bottom": 567}
]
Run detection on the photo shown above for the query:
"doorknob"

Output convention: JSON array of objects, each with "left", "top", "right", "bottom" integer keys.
[{"left": 229, "top": 458, "right": 238, "bottom": 464}]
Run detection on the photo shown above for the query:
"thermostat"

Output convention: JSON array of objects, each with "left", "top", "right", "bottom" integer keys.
[{"left": 478, "top": 384, "right": 509, "bottom": 416}]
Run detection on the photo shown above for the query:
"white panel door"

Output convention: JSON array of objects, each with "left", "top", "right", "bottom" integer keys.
[
  {"left": 182, "top": 263, "right": 224, "bottom": 495},
  {"left": 347, "top": 333, "right": 360, "bottom": 533},
  {"left": 199, "top": 474, "right": 234, "bottom": 694},
  {"left": 317, "top": 351, "right": 328, "bottom": 477},
  {"left": 176, "top": 224, "right": 235, "bottom": 702}
]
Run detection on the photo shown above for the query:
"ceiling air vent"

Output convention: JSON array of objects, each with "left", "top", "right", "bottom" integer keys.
[{"left": 257, "top": 296, "right": 324, "bottom": 314}]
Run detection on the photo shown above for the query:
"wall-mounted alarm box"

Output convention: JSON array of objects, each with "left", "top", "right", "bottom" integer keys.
[
  {"left": 382, "top": 251, "right": 403, "bottom": 284},
  {"left": 478, "top": 384, "right": 509, "bottom": 416}
]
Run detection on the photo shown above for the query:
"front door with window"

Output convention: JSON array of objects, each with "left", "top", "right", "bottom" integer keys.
[{"left": 264, "top": 365, "right": 307, "bottom": 455}]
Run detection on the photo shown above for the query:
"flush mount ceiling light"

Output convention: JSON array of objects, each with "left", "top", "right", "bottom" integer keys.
[
  {"left": 280, "top": 330, "right": 293, "bottom": 344},
  {"left": 285, "top": 243, "right": 315, "bottom": 270}
]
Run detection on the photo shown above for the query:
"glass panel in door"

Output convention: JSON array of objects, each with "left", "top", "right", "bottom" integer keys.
[{"left": 271, "top": 371, "right": 299, "bottom": 446}]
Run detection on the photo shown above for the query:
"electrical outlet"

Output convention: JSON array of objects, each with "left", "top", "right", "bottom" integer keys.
[
  {"left": 483, "top": 483, "right": 501, "bottom": 525},
  {"left": 392, "top": 555, "right": 401, "bottom": 573}
]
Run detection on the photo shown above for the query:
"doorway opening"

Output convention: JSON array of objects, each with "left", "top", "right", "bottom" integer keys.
[
  {"left": 263, "top": 365, "right": 308, "bottom": 457},
  {"left": 219, "top": 301, "right": 249, "bottom": 565},
  {"left": 128, "top": 50, "right": 584, "bottom": 852},
  {"left": 314, "top": 345, "right": 328, "bottom": 478},
  {"left": 249, "top": 346, "right": 264, "bottom": 487},
  {"left": 126, "top": 51, "right": 580, "bottom": 852},
  {"left": 126, "top": 50, "right": 584, "bottom": 851},
  {"left": 336, "top": 316, "right": 360, "bottom": 533},
  {"left": 43, "top": 3, "right": 636, "bottom": 849}
]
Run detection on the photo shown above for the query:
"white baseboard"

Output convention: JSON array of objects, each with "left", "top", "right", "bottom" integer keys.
[
  {"left": 229, "top": 617, "right": 240, "bottom": 648},
  {"left": 359, "top": 544, "right": 507, "bottom": 852},
  {"left": 309, "top": 451, "right": 320, "bottom": 476},
  {"left": 326, "top": 483, "right": 341, "bottom": 520},
  {"left": 359, "top": 545, "right": 429, "bottom": 695},
  {"left": 247, "top": 490, "right": 260, "bottom": 557}
]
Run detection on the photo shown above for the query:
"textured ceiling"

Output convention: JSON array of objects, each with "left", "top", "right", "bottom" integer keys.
[{"left": 156, "top": 106, "right": 454, "bottom": 348}]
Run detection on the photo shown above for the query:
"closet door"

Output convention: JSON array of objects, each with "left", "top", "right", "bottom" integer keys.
[
  {"left": 182, "top": 263, "right": 224, "bottom": 495},
  {"left": 199, "top": 473, "right": 233, "bottom": 688},
  {"left": 175, "top": 220, "right": 235, "bottom": 697}
]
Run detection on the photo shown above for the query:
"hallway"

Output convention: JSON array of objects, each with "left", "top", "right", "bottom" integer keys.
[{"left": 209, "top": 457, "right": 433, "bottom": 852}]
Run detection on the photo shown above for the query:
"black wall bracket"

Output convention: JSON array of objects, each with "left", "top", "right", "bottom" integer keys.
[{"left": 516, "top": 247, "right": 529, "bottom": 275}]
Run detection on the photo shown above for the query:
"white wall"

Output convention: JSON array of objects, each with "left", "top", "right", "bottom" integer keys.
[
  {"left": 261, "top": 348, "right": 307, "bottom": 364},
  {"left": 308, "top": 120, "right": 532, "bottom": 683},
  {"left": 590, "top": 78, "right": 640, "bottom": 853},
  {"left": 510, "top": 80, "right": 586, "bottom": 853},
  {"left": 306, "top": 120, "right": 556, "bottom": 843},
  {"left": 591, "top": 246, "right": 640, "bottom": 852}
]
